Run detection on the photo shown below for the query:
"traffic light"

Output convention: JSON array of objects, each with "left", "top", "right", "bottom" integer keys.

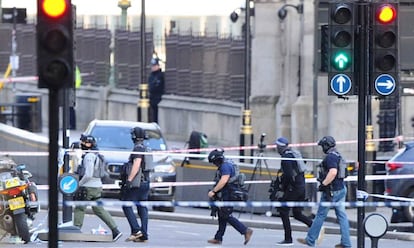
[
  {"left": 37, "top": 0, "right": 73, "bottom": 89},
  {"left": 328, "top": 2, "right": 355, "bottom": 96},
  {"left": 371, "top": 2, "right": 398, "bottom": 96},
  {"left": 320, "top": 25, "right": 329, "bottom": 72}
]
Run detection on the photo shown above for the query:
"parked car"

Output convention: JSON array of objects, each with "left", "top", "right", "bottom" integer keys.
[
  {"left": 71, "top": 119, "right": 176, "bottom": 211},
  {"left": 385, "top": 141, "right": 414, "bottom": 222}
]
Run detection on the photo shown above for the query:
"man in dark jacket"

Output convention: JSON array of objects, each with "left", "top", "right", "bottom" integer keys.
[
  {"left": 121, "top": 127, "right": 150, "bottom": 242},
  {"left": 275, "top": 137, "right": 313, "bottom": 246},
  {"left": 148, "top": 57, "right": 165, "bottom": 123}
]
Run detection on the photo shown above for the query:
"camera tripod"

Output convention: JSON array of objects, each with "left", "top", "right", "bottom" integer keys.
[
  {"left": 247, "top": 133, "right": 272, "bottom": 193},
  {"left": 239, "top": 134, "right": 273, "bottom": 216}
]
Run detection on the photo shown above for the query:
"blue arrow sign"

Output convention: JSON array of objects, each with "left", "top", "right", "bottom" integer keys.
[
  {"left": 59, "top": 174, "right": 79, "bottom": 194},
  {"left": 375, "top": 74, "right": 396, "bottom": 96},
  {"left": 330, "top": 74, "right": 352, "bottom": 95}
]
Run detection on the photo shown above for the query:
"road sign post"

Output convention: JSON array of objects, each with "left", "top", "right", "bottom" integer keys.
[
  {"left": 330, "top": 74, "right": 352, "bottom": 95},
  {"left": 374, "top": 74, "right": 396, "bottom": 96}
]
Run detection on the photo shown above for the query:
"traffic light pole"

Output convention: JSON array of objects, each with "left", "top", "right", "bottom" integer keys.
[
  {"left": 48, "top": 89, "right": 60, "bottom": 248},
  {"left": 62, "top": 89, "right": 72, "bottom": 223},
  {"left": 239, "top": 0, "right": 253, "bottom": 163},
  {"left": 356, "top": 1, "right": 368, "bottom": 248}
]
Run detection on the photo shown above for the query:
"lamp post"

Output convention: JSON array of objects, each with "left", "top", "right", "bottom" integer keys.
[
  {"left": 231, "top": 0, "right": 254, "bottom": 163},
  {"left": 277, "top": 1, "right": 304, "bottom": 124},
  {"left": 277, "top": 3, "right": 303, "bottom": 21},
  {"left": 137, "top": 0, "right": 149, "bottom": 122},
  {"left": 277, "top": 1, "right": 304, "bottom": 94},
  {"left": 118, "top": 0, "right": 131, "bottom": 30}
]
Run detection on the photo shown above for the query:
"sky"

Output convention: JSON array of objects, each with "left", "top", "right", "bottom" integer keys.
[{"left": 2, "top": 0, "right": 245, "bottom": 16}]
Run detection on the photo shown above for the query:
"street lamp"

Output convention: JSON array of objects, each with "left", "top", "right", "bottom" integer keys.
[
  {"left": 230, "top": 8, "right": 243, "bottom": 23},
  {"left": 230, "top": 6, "right": 255, "bottom": 23},
  {"left": 118, "top": 0, "right": 131, "bottom": 30},
  {"left": 230, "top": 0, "right": 254, "bottom": 163},
  {"left": 137, "top": 0, "right": 149, "bottom": 122},
  {"left": 277, "top": 3, "right": 303, "bottom": 21}
]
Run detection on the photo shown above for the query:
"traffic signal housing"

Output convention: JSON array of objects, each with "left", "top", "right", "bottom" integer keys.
[
  {"left": 328, "top": 2, "right": 355, "bottom": 96},
  {"left": 37, "top": 0, "right": 74, "bottom": 89},
  {"left": 320, "top": 25, "right": 329, "bottom": 72},
  {"left": 371, "top": 2, "right": 399, "bottom": 96}
]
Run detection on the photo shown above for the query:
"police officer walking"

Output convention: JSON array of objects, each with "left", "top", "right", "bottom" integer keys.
[
  {"left": 297, "top": 136, "right": 351, "bottom": 248},
  {"left": 73, "top": 135, "right": 122, "bottom": 241},
  {"left": 207, "top": 148, "right": 253, "bottom": 245},
  {"left": 121, "top": 127, "right": 150, "bottom": 242},
  {"left": 274, "top": 137, "right": 313, "bottom": 246}
]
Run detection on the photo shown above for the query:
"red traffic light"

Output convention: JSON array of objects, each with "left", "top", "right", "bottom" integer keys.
[
  {"left": 376, "top": 4, "right": 397, "bottom": 24},
  {"left": 37, "top": 0, "right": 73, "bottom": 89},
  {"left": 41, "top": 0, "right": 68, "bottom": 19}
]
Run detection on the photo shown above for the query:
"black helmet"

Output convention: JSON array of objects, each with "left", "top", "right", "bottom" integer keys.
[
  {"left": 318, "top": 136, "right": 336, "bottom": 153},
  {"left": 131, "top": 126, "right": 146, "bottom": 142},
  {"left": 80, "top": 134, "right": 97, "bottom": 150},
  {"left": 208, "top": 148, "right": 225, "bottom": 166}
]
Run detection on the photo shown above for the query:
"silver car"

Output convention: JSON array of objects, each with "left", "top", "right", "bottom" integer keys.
[{"left": 73, "top": 119, "right": 176, "bottom": 211}]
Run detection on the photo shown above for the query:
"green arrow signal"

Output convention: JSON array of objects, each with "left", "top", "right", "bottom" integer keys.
[{"left": 332, "top": 51, "right": 350, "bottom": 71}]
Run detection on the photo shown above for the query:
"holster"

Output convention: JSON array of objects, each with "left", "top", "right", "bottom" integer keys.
[{"left": 74, "top": 187, "right": 88, "bottom": 201}]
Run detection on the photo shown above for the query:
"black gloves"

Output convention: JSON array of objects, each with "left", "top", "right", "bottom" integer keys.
[
  {"left": 318, "top": 184, "right": 333, "bottom": 201},
  {"left": 125, "top": 180, "right": 133, "bottom": 189},
  {"left": 318, "top": 184, "right": 329, "bottom": 192}
]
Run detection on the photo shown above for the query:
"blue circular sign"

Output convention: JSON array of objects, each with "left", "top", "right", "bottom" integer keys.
[
  {"left": 59, "top": 174, "right": 79, "bottom": 194},
  {"left": 330, "top": 74, "right": 352, "bottom": 95},
  {"left": 375, "top": 74, "right": 396, "bottom": 96}
]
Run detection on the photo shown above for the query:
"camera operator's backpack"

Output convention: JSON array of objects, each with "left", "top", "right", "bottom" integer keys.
[
  {"left": 285, "top": 149, "right": 307, "bottom": 176},
  {"left": 228, "top": 160, "right": 248, "bottom": 201},
  {"left": 330, "top": 151, "right": 348, "bottom": 179},
  {"left": 227, "top": 160, "right": 246, "bottom": 187},
  {"left": 77, "top": 152, "right": 106, "bottom": 179}
]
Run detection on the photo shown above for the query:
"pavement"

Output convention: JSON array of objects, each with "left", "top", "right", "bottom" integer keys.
[
  {"left": 42, "top": 200, "right": 414, "bottom": 242},
  {"left": 34, "top": 127, "right": 414, "bottom": 241}
]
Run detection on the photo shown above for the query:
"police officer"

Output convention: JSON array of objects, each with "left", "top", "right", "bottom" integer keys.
[
  {"left": 207, "top": 148, "right": 253, "bottom": 245},
  {"left": 148, "top": 57, "right": 165, "bottom": 123},
  {"left": 274, "top": 137, "right": 313, "bottom": 246},
  {"left": 74, "top": 135, "right": 122, "bottom": 241},
  {"left": 121, "top": 127, "right": 150, "bottom": 242},
  {"left": 297, "top": 136, "right": 351, "bottom": 248}
]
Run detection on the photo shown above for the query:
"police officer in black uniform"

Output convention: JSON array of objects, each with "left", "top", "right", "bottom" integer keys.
[
  {"left": 275, "top": 137, "right": 313, "bottom": 246},
  {"left": 121, "top": 127, "right": 150, "bottom": 242},
  {"left": 206, "top": 148, "right": 253, "bottom": 245},
  {"left": 148, "top": 57, "right": 165, "bottom": 123}
]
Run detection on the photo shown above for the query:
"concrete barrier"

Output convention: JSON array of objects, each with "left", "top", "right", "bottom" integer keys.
[{"left": 0, "top": 123, "right": 49, "bottom": 184}]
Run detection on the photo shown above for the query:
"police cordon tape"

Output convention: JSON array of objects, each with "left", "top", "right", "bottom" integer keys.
[
  {"left": 1, "top": 134, "right": 413, "bottom": 159},
  {"left": 58, "top": 198, "right": 414, "bottom": 208},
  {"left": 35, "top": 173, "right": 414, "bottom": 191},
  {"left": 3, "top": 134, "right": 414, "bottom": 166},
  {"left": 4, "top": 148, "right": 414, "bottom": 165}
]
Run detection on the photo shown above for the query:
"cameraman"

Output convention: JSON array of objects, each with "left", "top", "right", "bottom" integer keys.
[
  {"left": 274, "top": 137, "right": 313, "bottom": 246},
  {"left": 297, "top": 136, "right": 351, "bottom": 248},
  {"left": 74, "top": 135, "right": 122, "bottom": 241},
  {"left": 206, "top": 148, "right": 253, "bottom": 245}
]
